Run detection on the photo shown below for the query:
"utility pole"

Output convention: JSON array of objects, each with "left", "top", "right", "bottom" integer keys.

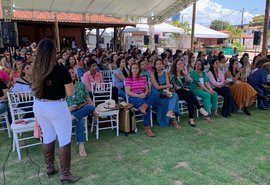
[
  {"left": 262, "top": 0, "right": 270, "bottom": 56},
  {"left": 240, "top": 8, "right": 244, "bottom": 44},
  {"left": 190, "top": 0, "right": 196, "bottom": 53}
]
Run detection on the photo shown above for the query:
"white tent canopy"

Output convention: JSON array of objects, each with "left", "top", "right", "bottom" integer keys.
[
  {"left": 194, "top": 24, "right": 228, "bottom": 38},
  {"left": 10, "top": 0, "right": 195, "bottom": 24},
  {"left": 124, "top": 23, "right": 185, "bottom": 34}
]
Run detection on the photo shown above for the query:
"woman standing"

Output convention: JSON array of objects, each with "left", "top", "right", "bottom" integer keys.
[
  {"left": 32, "top": 38, "right": 79, "bottom": 183},
  {"left": 170, "top": 58, "right": 209, "bottom": 127},
  {"left": 150, "top": 59, "right": 180, "bottom": 128},
  {"left": 125, "top": 63, "right": 158, "bottom": 137},
  {"left": 207, "top": 59, "right": 239, "bottom": 117},
  {"left": 189, "top": 60, "right": 219, "bottom": 116},
  {"left": 225, "top": 58, "right": 257, "bottom": 115}
]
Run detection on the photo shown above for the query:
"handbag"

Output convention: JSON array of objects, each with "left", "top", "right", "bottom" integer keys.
[{"left": 161, "top": 89, "right": 173, "bottom": 98}]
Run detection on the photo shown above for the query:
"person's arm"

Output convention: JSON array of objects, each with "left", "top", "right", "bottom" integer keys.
[
  {"left": 207, "top": 71, "right": 223, "bottom": 87},
  {"left": 125, "top": 86, "right": 141, "bottom": 98},
  {"left": 115, "top": 70, "right": 125, "bottom": 82},
  {"left": 65, "top": 83, "right": 74, "bottom": 97},
  {"left": 165, "top": 72, "right": 171, "bottom": 91},
  {"left": 150, "top": 73, "right": 170, "bottom": 90},
  {"left": 0, "top": 88, "right": 8, "bottom": 101},
  {"left": 233, "top": 68, "right": 243, "bottom": 82}
]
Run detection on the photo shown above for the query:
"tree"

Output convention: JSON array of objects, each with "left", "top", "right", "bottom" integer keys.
[
  {"left": 171, "top": 20, "right": 191, "bottom": 34},
  {"left": 249, "top": 15, "right": 264, "bottom": 26},
  {"left": 210, "top": 19, "right": 230, "bottom": 31},
  {"left": 225, "top": 25, "right": 242, "bottom": 40}
]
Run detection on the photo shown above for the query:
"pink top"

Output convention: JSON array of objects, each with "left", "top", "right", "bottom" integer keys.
[
  {"left": 146, "top": 65, "right": 153, "bottom": 73},
  {"left": 207, "top": 69, "right": 225, "bottom": 88},
  {"left": 81, "top": 71, "right": 103, "bottom": 92},
  {"left": 125, "top": 76, "right": 146, "bottom": 93},
  {"left": 0, "top": 70, "right": 9, "bottom": 82}
]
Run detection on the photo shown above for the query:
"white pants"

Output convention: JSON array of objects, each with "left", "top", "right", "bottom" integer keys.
[{"left": 33, "top": 99, "right": 72, "bottom": 147}]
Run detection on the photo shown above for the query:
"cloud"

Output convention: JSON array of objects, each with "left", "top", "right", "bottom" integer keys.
[{"left": 179, "top": 0, "right": 254, "bottom": 26}]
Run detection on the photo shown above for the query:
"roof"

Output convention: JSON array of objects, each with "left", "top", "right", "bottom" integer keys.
[
  {"left": 0, "top": 1, "right": 133, "bottom": 27},
  {"left": 9, "top": 0, "right": 195, "bottom": 24},
  {"left": 193, "top": 24, "right": 228, "bottom": 39}
]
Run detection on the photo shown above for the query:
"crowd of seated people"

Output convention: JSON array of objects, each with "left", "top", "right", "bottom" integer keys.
[{"left": 0, "top": 44, "right": 270, "bottom": 142}]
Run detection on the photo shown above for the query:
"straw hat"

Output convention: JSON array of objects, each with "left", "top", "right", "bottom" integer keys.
[{"left": 95, "top": 100, "right": 116, "bottom": 112}]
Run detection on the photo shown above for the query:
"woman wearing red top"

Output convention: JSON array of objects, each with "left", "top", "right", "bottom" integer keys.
[{"left": 125, "top": 63, "right": 158, "bottom": 137}]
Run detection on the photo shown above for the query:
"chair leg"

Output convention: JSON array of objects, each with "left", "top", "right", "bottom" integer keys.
[
  {"left": 116, "top": 114, "right": 119, "bottom": 137},
  {"left": 84, "top": 117, "right": 88, "bottom": 142},
  {"left": 90, "top": 119, "right": 94, "bottom": 133},
  {"left": 4, "top": 115, "right": 11, "bottom": 138},
  {"left": 96, "top": 118, "right": 99, "bottom": 140},
  {"left": 110, "top": 116, "right": 114, "bottom": 130},
  {"left": 12, "top": 132, "right": 16, "bottom": 152},
  {"left": 14, "top": 132, "right": 21, "bottom": 160}
]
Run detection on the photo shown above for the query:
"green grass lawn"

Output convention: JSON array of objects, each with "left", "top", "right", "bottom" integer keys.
[{"left": 1, "top": 108, "right": 270, "bottom": 185}]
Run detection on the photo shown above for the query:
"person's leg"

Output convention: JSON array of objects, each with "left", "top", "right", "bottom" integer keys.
[
  {"left": 214, "top": 87, "right": 229, "bottom": 117},
  {"left": 211, "top": 91, "right": 219, "bottom": 116},
  {"left": 193, "top": 90, "right": 211, "bottom": 114},
  {"left": 112, "top": 86, "right": 119, "bottom": 103},
  {"left": 118, "top": 88, "right": 126, "bottom": 100}
]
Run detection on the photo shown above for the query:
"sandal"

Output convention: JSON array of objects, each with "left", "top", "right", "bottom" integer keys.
[
  {"left": 79, "top": 144, "right": 87, "bottom": 157},
  {"left": 172, "top": 119, "right": 180, "bottom": 129},
  {"left": 166, "top": 111, "right": 176, "bottom": 119}
]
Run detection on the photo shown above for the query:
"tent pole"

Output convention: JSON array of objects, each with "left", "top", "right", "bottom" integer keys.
[
  {"left": 262, "top": 0, "right": 269, "bottom": 56},
  {"left": 96, "top": 27, "right": 100, "bottom": 49},
  {"left": 190, "top": 0, "right": 196, "bottom": 53},
  {"left": 149, "top": 24, "right": 155, "bottom": 50},
  {"left": 54, "top": 13, "right": 60, "bottom": 52}
]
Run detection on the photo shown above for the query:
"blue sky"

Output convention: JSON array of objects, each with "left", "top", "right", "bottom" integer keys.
[
  {"left": 179, "top": 0, "right": 267, "bottom": 26},
  {"left": 213, "top": 0, "right": 265, "bottom": 15}
]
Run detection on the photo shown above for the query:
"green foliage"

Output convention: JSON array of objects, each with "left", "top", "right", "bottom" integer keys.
[
  {"left": 249, "top": 15, "right": 264, "bottom": 26},
  {"left": 171, "top": 20, "right": 191, "bottom": 34},
  {"left": 231, "top": 41, "right": 244, "bottom": 52},
  {"left": 210, "top": 19, "right": 230, "bottom": 31},
  {"left": 225, "top": 25, "right": 242, "bottom": 40}
]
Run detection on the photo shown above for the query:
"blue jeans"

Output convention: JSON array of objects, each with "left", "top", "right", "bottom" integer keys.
[
  {"left": 118, "top": 88, "right": 126, "bottom": 101},
  {"left": 128, "top": 93, "right": 158, "bottom": 126},
  {"left": 71, "top": 104, "right": 95, "bottom": 144}
]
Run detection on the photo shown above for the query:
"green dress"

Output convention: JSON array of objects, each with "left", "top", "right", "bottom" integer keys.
[{"left": 189, "top": 70, "right": 218, "bottom": 114}]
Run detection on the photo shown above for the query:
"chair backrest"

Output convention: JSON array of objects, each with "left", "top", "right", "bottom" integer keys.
[
  {"left": 91, "top": 82, "right": 112, "bottom": 106},
  {"left": 7, "top": 91, "right": 35, "bottom": 123},
  {"left": 100, "top": 70, "right": 114, "bottom": 83}
]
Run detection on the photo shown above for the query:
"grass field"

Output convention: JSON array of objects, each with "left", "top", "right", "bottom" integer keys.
[{"left": 1, "top": 108, "right": 270, "bottom": 185}]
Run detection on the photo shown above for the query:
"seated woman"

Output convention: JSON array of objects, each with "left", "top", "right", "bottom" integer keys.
[
  {"left": 248, "top": 58, "right": 270, "bottom": 110},
  {"left": 125, "top": 63, "right": 158, "bottom": 137},
  {"left": 0, "top": 80, "right": 8, "bottom": 114},
  {"left": 138, "top": 57, "right": 151, "bottom": 82},
  {"left": 11, "top": 62, "right": 32, "bottom": 92},
  {"left": 207, "top": 59, "right": 239, "bottom": 117},
  {"left": 113, "top": 57, "right": 128, "bottom": 100},
  {"left": 189, "top": 60, "right": 219, "bottom": 116},
  {"left": 225, "top": 58, "right": 257, "bottom": 115},
  {"left": 11, "top": 62, "right": 33, "bottom": 118},
  {"left": 150, "top": 59, "right": 180, "bottom": 128},
  {"left": 170, "top": 58, "right": 209, "bottom": 127},
  {"left": 66, "top": 66, "right": 96, "bottom": 157}
]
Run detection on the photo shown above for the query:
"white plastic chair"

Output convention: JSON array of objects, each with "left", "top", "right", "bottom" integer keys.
[
  {"left": 7, "top": 91, "right": 41, "bottom": 160},
  {"left": 100, "top": 70, "right": 114, "bottom": 83},
  {"left": 0, "top": 110, "right": 11, "bottom": 138},
  {"left": 90, "top": 82, "right": 119, "bottom": 139}
]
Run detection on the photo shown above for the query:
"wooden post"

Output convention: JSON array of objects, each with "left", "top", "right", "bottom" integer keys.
[
  {"left": 190, "top": 0, "right": 196, "bottom": 53},
  {"left": 96, "top": 27, "right": 100, "bottom": 49},
  {"left": 54, "top": 13, "right": 60, "bottom": 52},
  {"left": 114, "top": 27, "right": 118, "bottom": 51},
  {"left": 262, "top": 0, "right": 269, "bottom": 56},
  {"left": 149, "top": 24, "right": 155, "bottom": 50}
]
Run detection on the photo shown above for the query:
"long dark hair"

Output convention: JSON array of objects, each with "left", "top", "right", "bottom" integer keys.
[
  {"left": 116, "top": 57, "right": 128, "bottom": 78},
  {"left": 209, "top": 59, "right": 218, "bottom": 81},
  {"left": 32, "top": 38, "right": 57, "bottom": 99},
  {"left": 153, "top": 58, "right": 163, "bottom": 84},
  {"left": 228, "top": 58, "right": 239, "bottom": 77}
]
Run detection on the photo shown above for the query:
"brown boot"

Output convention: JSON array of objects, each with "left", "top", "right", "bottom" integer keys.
[
  {"left": 139, "top": 103, "right": 148, "bottom": 115},
  {"left": 42, "top": 141, "right": 58, "bottom": 178},
  {"left": 144, "top": 126, "right": 155, "bottom": 137},
  {"left": 59, "top": 143, "right": 80, "bottom": 184}
]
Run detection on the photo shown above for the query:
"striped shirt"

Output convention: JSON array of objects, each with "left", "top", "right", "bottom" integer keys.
[{"left": 125, "top": 76, "right": 146, "bottom": 93}]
